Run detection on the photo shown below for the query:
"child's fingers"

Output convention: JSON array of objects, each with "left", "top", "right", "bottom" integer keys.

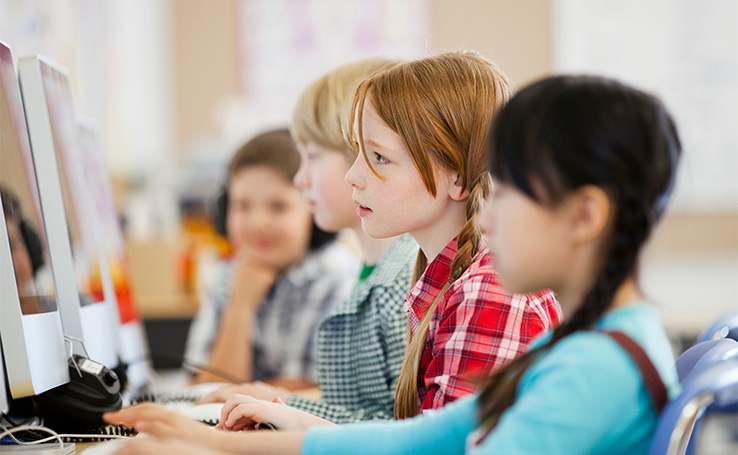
[
  {"left": 224, "top": 403, "right": 263, "bottom": 429},
  {"left": 220, "top": 393, "right": 263, "bottom": 423},
  {"left": 219, "top": 394, "right": 249, "bottom": 423},
  {"left": 135, "top": 420, "right": 177, "bottom": 438},
  {"left": 231, "top": 422, "right": 250, "bottom": 432},
  {"left": 104, "top": 402, "right": 170, "bottom": 427}
]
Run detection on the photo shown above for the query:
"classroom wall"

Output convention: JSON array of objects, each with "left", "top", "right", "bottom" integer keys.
[
  {"left": 171, "top": 0, "right": 554, "bottom": 154},
  {"left": 173, "top": 0, "right": 240, "bottom": 157},
  {"left": 430, "top": 0, "right": 552, "bottom": 86}
]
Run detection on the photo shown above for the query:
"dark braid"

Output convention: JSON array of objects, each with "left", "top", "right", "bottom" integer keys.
[{"left": 476, "top": 75, "right": 681, "bottom": 440}]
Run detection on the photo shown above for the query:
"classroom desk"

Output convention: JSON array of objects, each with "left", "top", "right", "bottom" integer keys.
[{"left": 137, "top": 293, "right": 198, "bottom": 320}]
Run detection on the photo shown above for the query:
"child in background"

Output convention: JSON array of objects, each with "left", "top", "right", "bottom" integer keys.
[
  {"left": 185, "top": 129, "right": 359, "bottom": 388},
  {"left": 196, "top": 58, "right": 420, "bottom": 423}
]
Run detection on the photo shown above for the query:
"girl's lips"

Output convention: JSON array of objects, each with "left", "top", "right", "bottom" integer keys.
[
  {"left": 250, "top": 238, "right": 276, "bottom": 249},
  {"left": 356, "top": 205, "right": 372, "bottom": 218}
]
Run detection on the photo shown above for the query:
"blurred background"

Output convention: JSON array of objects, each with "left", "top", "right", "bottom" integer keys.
[{"left": 0, "top": 0, "right": 736, "bottom": 358}]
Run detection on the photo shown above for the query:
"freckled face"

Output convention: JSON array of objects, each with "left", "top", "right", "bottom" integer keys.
[{"left": 344, "top": 100, "right": 457, "bottom": 239}]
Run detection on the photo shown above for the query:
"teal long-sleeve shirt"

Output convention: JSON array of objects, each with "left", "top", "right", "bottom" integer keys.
[{"left": 302, "top": 304, "right": 680, "bottom": 455}]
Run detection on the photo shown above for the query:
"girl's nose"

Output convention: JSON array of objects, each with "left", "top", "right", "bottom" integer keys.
[
  {"left": 247, "top": 207, "right": 271, "bottom": 232},
  {"left": 345, "top": 153, "right": 365, "bottom": 189}
]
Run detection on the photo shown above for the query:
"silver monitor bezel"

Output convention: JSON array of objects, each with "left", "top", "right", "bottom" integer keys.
[{"left": 18, "top": 54, "right": 119, "bottom": 369}]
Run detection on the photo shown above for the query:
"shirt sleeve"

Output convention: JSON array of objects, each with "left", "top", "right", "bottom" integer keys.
[
  {"left": 420, "top": 276, "right": 540, "bottom": 411},
  {"left": 283, "top": 282, "right": 345, "bottom": 381},
  {"left": 282, "top": 249, "right": 358, "bottom": 382},
  {"left": 474, "top": 333, "right": 655, "bottom": 455},
  {"left": 183, "top": 261, "right": 232, "bottom": 365},
  {"left": 302, "top": 395, "right": 478, "bottom": 455},
  {"left": 288, "top": 395, "right": 393, "bottom": 423},
  {"left": 288, "top": 281, "right": 409, "bottom": 423}
]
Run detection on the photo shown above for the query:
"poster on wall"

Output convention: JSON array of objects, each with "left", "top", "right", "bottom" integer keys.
[
  {"left": 554, "top": 0, "right": 738, "bottom": 212},
  {"left": 224, "top": 0, "right": 430, "bottom": 146}
]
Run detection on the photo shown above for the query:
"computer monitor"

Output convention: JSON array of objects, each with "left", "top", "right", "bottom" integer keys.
[
  {"left": 0, "top": 40, "right": 69, "bottom": 398},
  {"left": 18, "top": 54, "right": 119, "bottom": 369},
  {"left": 77, "top": 117, "right": 151, "bottom": 390}
]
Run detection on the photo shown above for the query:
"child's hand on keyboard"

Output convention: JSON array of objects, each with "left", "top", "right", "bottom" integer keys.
[
  {"left": 217, "top": 394, "right": 334, "bottom": 432},
  {"left": 103, "top": 403, "right": 215, "bottom": 441},
  {"left": 196, "top": 381, "right": 291, "bottom": 404}
]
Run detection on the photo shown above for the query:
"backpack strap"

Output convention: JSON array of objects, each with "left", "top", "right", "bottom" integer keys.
[{"left": 597, "top": 329, "right": 669, "bottom": 413}]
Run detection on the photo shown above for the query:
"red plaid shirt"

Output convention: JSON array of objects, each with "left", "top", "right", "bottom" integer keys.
[{"left": 403, "top": 238, "right": 561, "bottom": 413}]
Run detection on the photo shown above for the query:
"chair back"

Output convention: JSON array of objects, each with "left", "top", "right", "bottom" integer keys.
[
  {"left": 698, "top": 311, "right": 738, "bottom": 343},
  {"left": 648, "top": 359, "right": 738, "bottom": 455},
  {"left": 675, "top": 338, "right": 738, "bottom": 382}
]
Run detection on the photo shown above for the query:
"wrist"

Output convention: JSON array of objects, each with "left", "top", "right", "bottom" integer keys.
[{"left": 224, "top": 301, "right": 258, "bottom": 320}]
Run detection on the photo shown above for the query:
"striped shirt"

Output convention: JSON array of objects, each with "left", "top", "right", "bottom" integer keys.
[
  {"left": 403, "top": 237, "right": 562, "bottom": 412},
  {"left": 288, "top": 234, "right": 419, "bottom": 422},
  {"left": 184, "top": 241, "right": 359, "bottom": 382}
]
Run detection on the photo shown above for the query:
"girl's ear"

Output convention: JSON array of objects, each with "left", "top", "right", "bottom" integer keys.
[
  {"left": 448, "top": 173, "right": 470, "bottom": 201},
  {"left": 566, "top": 185, "right": 611, "bottom": 244}
]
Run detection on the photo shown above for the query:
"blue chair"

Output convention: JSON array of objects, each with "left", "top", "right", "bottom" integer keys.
[
  {"left": 649, "top": 359, "right": 738, "bottom": 455},
  {"left": 698, "top": 311, "right": 738, "bottom": 343},
  {"left": 675, "top": 338, "right": 738, "bottom": 382}
]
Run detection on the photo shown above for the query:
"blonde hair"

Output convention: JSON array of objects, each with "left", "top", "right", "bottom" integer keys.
[
  {"left": 345, "top": 50, "right": 513, "bottom": 419},
  {"left": 290, "top": 58, "right": 397, "bottom": 161}
]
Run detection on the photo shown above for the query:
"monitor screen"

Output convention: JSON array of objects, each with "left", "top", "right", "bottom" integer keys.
[{"left": 0, "top": 45, "right": 57, "bottom": 315}]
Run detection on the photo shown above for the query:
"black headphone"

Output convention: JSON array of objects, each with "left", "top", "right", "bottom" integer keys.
[
  {"left": 209, "top": 184, "right": 229, "bottom": 238},
  {"left": 32, "top": 355, "right": 122, "bottom": 431},
  {"left": 208, "top": 183, "right": 337, "bottom": 252}
]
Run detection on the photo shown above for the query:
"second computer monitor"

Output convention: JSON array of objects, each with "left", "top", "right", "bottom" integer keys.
[{"left": 18, "top": 54, "right": 119, "bottom": 369}]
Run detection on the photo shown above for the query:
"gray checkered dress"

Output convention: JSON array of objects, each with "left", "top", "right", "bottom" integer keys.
[{"left": 287, "top": 234, "right": 418, "bottom": 423}]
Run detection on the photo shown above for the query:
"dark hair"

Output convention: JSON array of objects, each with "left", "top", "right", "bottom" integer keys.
[
  {"left": 210, "top": 129, "right": 336, "bottom": 251},
  {"left": 477, "top": 75, "right": 681, "bottom": 436},
  {"left": 0, "top": 185, "right": 45, "bottom": 275}
]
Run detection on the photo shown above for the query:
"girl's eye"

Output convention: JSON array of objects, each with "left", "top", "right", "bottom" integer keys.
[
  {"left": 270, "top": 202, "right": 288, "bottom": 213},
  {"left": 231, "top": 200, "right": 250, "bottom": 212},
  {"left": 374, "top": 152, "right": 389, "bottom": 164}
]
